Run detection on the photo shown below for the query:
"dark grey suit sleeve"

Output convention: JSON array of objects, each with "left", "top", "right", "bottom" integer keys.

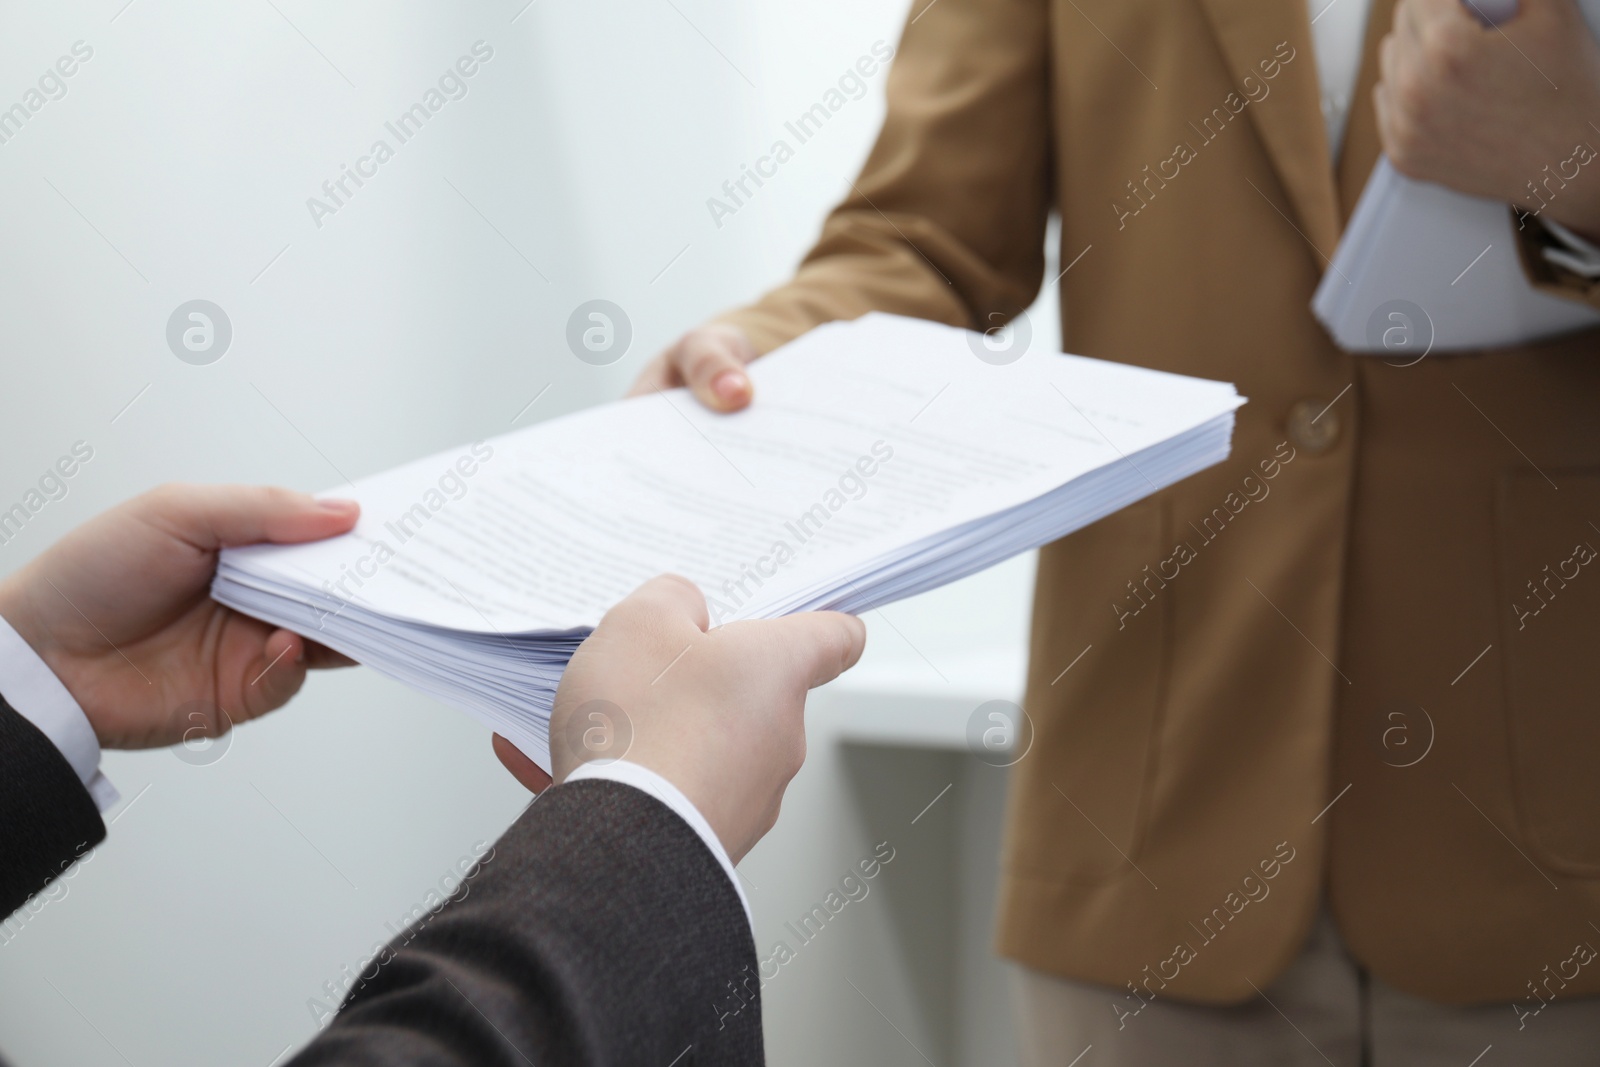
[
  {"left": 0, "top": 696, "right": 106, "bottom": 918},
  {"left": 0, "top": 689, "right": 762, "bottom": 1065},
  {"left": 291, "top": 778, "right": 766, "bottom": 1067}
]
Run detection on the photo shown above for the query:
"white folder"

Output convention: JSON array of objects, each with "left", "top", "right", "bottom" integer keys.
[{"left": 1311, "top": 0, "right": 1600, "bottom": 354}]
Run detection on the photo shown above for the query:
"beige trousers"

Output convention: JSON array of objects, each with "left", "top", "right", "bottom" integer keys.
[{"left": 1015, "top": 911, "right": 1600, "bottom": 1066}]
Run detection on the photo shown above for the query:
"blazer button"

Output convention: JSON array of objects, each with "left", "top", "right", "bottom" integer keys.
[{"left": 1286, "top": 398, "right": 1340, "bottom": 455}]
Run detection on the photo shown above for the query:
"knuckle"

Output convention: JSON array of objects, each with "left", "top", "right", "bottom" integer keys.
[
  {"left": 657, "top": 572, "right": 698, "bottom": 594},
  {"left": 1427, "top": 23, "right": 1474, "bottom": 79},
  {"left": 681, "top": 340, "right": 736, "bottom": 383},
  {"left": 603, "top": 576, "right": 693, "bottom": 638},
  {"left": 1378, "top": 31, "right": 1399, "bottom": 75},
  {"left": 145, "top": 482, "right": 191, "bottom": 511},
  {"left": 1387, "top": 129, "right": 1425, "bottom": 177},
  {"left": 705, "top": 321, "right": 753, "bottom": 356},
  {"left": 598, "top": 596, "right": 650, "bottom": 634},
  {"left": 820, "top": 626, "right": 850, "bottom": 674},
  {"left": 1392, "top": 71, "right": 1434, "bottom": 132},
  {"left": 782, "top": 731, "right": 807, "bottom": 778}
]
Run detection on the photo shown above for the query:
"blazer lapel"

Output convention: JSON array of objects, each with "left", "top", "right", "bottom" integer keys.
[{"left": 1192, "top": 0, "right": 1343, "bottom": 259}]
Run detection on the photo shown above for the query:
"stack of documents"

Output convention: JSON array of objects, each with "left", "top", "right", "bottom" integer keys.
[
  {"left": 1312, "top": 0, "right": 1600, "bottom": 353},
  {"left": 214, "top": 314, "right": 1244, "bottom": 768}
]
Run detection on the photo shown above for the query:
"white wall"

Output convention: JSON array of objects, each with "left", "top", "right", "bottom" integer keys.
[{"left": 0, "top": 1, "right": 1048, "bottom": 1063}]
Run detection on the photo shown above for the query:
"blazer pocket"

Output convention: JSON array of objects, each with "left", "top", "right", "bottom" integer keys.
[
  {"left": 1494, "top": 469, "right": 1600, "bottom": 875},
  {"left": 1009, "top": 495, "right": 1168, "bottom": 885}
]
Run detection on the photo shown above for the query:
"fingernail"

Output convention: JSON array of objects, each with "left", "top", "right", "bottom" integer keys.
[
  {"left": 318, "top": 498, "right": 359, "bottom": 514},
  {"left": 712, "top": 371, "right": 748, "bottom": 403}
]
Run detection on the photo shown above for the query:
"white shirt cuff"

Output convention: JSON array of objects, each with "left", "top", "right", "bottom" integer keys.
[
  {"left": 563, "top": 759, "right": 751, "bottom": 931},
  {"left": 0, "top": 614, "right": 119, "bottom": 812},
  {"left": 1540, "top": 217, "right": 1600, "bottom": 279}
]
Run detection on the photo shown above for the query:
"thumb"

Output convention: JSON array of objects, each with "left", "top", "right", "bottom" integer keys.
[
  {"left": 758, "top": 610, "right": 868, "bottom": 690},
  {"left": 675, "top": 325, "right": 757, "bottom": 413},
  {"left": 607, "top": 573, "right": 712, "bottom": 634},
  {"left": 141, "top": 483, "right": 360, "bottom": 550}
]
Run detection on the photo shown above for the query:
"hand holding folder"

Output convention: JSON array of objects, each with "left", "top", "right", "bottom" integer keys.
[{"left": 1313, "top": 0, "right": 1600, "bottom": 353}]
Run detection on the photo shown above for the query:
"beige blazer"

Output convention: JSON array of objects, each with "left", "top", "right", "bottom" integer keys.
[{"left": 720, "top": 0, "right": 1600, "bottom": 1004}]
